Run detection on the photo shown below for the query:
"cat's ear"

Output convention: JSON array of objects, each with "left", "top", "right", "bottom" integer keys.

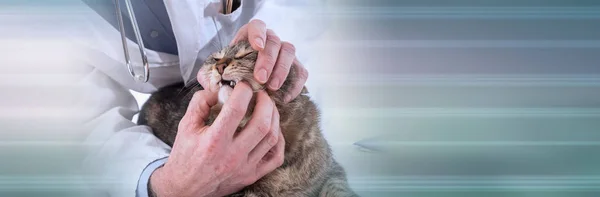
[{"left": 301, "top": 86, "right": 308, "bottom": 94}]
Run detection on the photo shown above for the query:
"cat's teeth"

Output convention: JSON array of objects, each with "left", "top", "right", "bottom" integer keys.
[{"left": 231, "top": 81, "right": 236, "bottom": 87}]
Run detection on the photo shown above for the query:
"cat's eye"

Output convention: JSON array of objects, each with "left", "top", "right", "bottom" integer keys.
[
  {"left": 213, "top": 57, "right": 221, "bottom": 62},
  {"left": 234, "top": 51, "right": 253, "bottom": 59}
]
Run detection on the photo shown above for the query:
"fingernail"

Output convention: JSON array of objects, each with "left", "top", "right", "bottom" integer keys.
[
  {"left": 254, "top": 38, "right": 264, "bottom": 49},
  {"left": 268, "top": 78, "right": 280, "bottom": 90},
  {"left": 256, "top": 69, "right": 268, "bottom": 83}
]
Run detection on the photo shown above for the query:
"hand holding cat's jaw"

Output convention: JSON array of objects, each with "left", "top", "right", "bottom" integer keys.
[
  {"left": 150, "top": 84, "right": 284, "bottom": 197},
  {"left": 229, "top": 19, "right": 307, "bottom": 103}
]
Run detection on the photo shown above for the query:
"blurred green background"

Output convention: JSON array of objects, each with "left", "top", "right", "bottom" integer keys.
[{"left": 317, "top": 0, "right": 600, "bottom": 196}]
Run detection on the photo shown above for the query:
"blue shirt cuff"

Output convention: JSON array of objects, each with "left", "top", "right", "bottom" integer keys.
[{"left": 136, "top": 157, "right": 168, "bottom": 197}]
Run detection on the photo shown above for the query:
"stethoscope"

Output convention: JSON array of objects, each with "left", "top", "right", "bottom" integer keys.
[
  {"left": 114, "top": 0, "right": 149, "bottom": 83},
  {"left": 114, "top": 0, "right": 235, "bottom": 83}
]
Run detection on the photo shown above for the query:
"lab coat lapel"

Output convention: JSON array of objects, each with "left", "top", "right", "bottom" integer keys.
[{"left": 163, "top": 0, "right": 214, "bottom": 84}]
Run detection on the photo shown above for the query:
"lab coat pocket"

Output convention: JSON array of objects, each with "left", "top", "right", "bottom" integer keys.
[{"left": 218, "top": 0, "right": 243, "bottom": 21}]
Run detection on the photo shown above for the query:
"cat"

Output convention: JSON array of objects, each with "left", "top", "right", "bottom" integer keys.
[{"left": 138, "top": 40, "right": 357, "bottom": 197}]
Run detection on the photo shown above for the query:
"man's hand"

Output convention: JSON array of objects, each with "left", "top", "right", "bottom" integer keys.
[
  {"left": 231, "top": 19, "right": 309, "bottom": 103},
  {"left": 149, "top": 83, "right": 285, "bottom": 197},
  {"left": 198, "top": 19, "right": 307, "bottom": 102}
]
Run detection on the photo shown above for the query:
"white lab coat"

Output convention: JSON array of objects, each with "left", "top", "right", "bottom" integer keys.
[{"left": 77, "top": 0, "right": 327, "bottom": 196}]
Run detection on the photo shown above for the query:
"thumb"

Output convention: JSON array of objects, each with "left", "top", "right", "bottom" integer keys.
[
  {"left": 197, "top": 66, "right": 219, "bottom": 93},
  {"left": 182, "top": 90, "right": 218, "bottom": 128}
]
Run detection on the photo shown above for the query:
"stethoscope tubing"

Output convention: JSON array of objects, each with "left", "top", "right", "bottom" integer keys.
[{"left": 114, "top": 0, "right": 150, "bottom": 83}]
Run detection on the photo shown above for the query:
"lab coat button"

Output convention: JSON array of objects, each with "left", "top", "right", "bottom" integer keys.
[{"left": 150, "top": 30, "right": 159, "bottom": 38}]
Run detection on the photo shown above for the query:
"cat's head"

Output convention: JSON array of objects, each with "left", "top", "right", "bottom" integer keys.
[{"left": 199, "top": 40, "right": 293, "bottom": 104}]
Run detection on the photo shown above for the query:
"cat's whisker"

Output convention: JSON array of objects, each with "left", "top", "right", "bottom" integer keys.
[
  {"left": 176, "top": 78, "right": 201, "bottom": 98},
  {"left": 209, "top": 39, "right": 223, "bottom": 52},
  {"left": 210, "top": 18, "right": 225, "bottom": 51}
]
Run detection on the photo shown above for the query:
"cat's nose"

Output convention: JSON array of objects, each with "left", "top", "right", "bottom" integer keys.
[{"left": 217, "top": 64, "right": 227, "bottom": 74}]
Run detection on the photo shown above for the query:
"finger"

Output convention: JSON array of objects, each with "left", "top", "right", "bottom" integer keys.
[
  {"left": 267, "top": 41, "right": 295, "bottom": 90},
  {"left": 256, "top": 130, "right": 285, "bottom": 177},
  {"left": 197, "top": 65, "right": 213, "bottom": 92},
  {"left": 180, "top": 90, "right": 218, "bottom": 130},
  {"left": 230, "top": 25, "right": 248, "bottom": 45},
  {"left": 247, "top": 19, "right": 267, "bottom": 50},
  {"left": 235, "top": 90, "right": 274, "bottom": 152},
  {"left": 247, "top": 132, "right": 276, "bottom": 164},
  {"left": 255, "top": 29, "right": 281, "bottom": 84},
  {"left": 212, "top": 82, "right": 253, "bottom": 137},
  {"left": 247, "top": 106, "right": 280, "bottom": 163},
  {"left": 283, "top": 59, "right": 308, "bottom": 103}
]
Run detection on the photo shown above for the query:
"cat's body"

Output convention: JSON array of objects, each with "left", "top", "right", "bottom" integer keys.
[{"left": 138, "top": 41, "right": 357, "bottom": 197}]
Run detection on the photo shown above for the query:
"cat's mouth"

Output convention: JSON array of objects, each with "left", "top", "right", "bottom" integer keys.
[
  {"left": 217, "top": 79, "right": 237, "bottom": 104},
  {"left": 219, "top": 79, "right": 237, "bottom": 88}
]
